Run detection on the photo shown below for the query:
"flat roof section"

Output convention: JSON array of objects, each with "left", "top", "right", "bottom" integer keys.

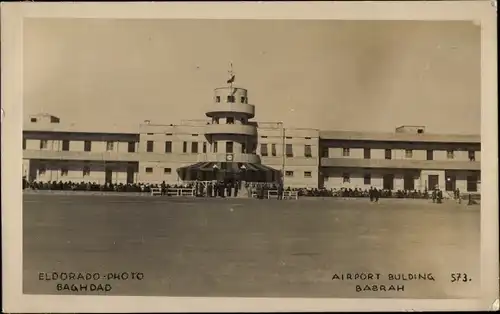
[{"left": 319, "top": 130, "right": 480, "bottom": 144}]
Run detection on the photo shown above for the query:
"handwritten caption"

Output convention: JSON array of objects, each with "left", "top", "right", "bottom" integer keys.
[
  {"left": 38, "top": 272, "right": 144, "bottom": 292},
  {"left": 331, "top": 272, "right": 471, "bottom": 293}
]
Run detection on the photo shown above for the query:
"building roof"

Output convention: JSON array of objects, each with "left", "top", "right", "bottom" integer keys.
[{"left": 319, "top": 130, "right": 480, "bottom": 143}]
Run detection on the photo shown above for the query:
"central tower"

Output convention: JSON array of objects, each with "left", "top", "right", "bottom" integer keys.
[
  {"left": 204, "top": 63, "right": 258, "bottom": 163},
  {"left": 176, "top": 63, "right": 280, "bottom": 183}
]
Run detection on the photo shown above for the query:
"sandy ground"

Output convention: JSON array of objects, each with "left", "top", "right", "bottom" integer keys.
[{"left": 23, "top": 194, "right": 480, "bottom": 299}]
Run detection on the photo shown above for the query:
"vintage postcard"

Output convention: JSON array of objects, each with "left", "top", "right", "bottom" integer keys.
[{"left": 1, "top": 1, "right": 498, "bottom": 312}]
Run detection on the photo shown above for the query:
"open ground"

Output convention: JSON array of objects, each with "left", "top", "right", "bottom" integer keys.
[{"left": 23, "top": 193, "right": 480, "bottom": 299}]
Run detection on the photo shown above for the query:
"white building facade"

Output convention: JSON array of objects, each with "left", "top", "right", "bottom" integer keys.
[{"left": 22, "top": 98, "right": 480, "bottom": 193}]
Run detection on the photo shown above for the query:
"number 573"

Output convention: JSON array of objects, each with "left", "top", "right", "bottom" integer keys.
[{"left": 450, "top": 273, "right": 471, "bottom": 283}]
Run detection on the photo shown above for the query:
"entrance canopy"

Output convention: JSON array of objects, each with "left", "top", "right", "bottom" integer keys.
[{"left": 177, "top": 162, "right": 281, "bottom": 183}]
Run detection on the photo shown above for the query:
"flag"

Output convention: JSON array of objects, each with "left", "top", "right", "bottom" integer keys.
[{"left": 227, "top": 75, "right": 235, "bottom": 84}]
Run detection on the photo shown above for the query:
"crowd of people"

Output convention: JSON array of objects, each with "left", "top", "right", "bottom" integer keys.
[{"left": 23, "top": 177, "right": 467, "bottom": 202}]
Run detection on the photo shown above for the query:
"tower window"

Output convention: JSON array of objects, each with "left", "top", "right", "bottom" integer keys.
[
  {"left": 226, "top": 142, "right": 234, "bottom": 154},
  {"left": 215, "top": 96, "right": 221, "bottom": 103},
  {"left": 227, "top": 95, "right": 235, "bottom": 103},
  {"left": 240, "top": 96, "right": 246, "bottom": 103},
  {"left": 226, "top": 117, "right": 234, "bottom": 124}
]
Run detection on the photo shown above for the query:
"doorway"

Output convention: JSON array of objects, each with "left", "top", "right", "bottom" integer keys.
[
  {"left": 403, "top": 174, "right": 415, "bottom": 190},
  {"left": 383, "top": 174, "right": 394, "bottom": 190},
  {"left": 126, "top": 167, "right": 135, "bottom": 184},
  {"left": 105, "top": 168, "right": 113, "bottom": 184},
  {"left": 428, "top": 175, "right": 439, "bottom": 190},
  {"left": 445, "top": 175, "right": 456, "bottom": 191}
]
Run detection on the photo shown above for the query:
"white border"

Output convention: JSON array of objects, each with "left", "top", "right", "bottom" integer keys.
[{"left": 1, "top": 1, "right": 498, "bottom": 312}]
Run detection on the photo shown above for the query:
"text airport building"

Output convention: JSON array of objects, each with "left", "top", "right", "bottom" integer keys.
[{"left": 22, "top": 80, "right": 481, "bottom": 193}]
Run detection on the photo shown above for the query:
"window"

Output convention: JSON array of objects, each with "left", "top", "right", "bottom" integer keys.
[
  {"left": 242, "top": 143, "right": 247, "bottom": 153},
  {"left": 226, "top": 117, "right": 234, "bottom": 124},
  {"left": 106, "top": 141, "right": 114, "bottom": 151},
  {"left": 342, "top": 173, "right": 350, "bottom": 183},
  {"left": 417, "top": 128, "right": 424, "bottom": 134},
  {"left": 165, "top": 141, "right": 172, "bottom": 153},
  {"left": 128, "top": 142, "right": 135, "bottom": 153},
  {"left": 215, "top": 96, "right": 221, "bottom": 103},
  {"left": 38, "top": 166, "right": 46, "bottom": 175},
  {"left": 271, "top": 144, "right": 277, "bottom": 156},
  {"left": 83, "top": 165, "right": 90, "bottom": 176},
  {"left": 304, "top": 145, "right": 312, "bottom": 158},
  {"left": 40, "top": 140, "right": 48, "bottom": 149},
  {"left": 385, "top": 149, "right": 392, "bottom": 160},
  {"left": 426, "top": 150, "right": 433, "bottom": 161},
  {"left": 226, "top": 141, "right": 234, "bottom": 154},
  {"left": 62, "top": 140, "right": 70, "bottom": 151},
  {"left": 240, "top": 96, "right": 246, "bottom": 103},
  {"left": 147, "top": 133, "right": 154, "bottom": 135},
  {"left": 30, "top": 118, "right": 37, "bottom": 123},
  {"left": 447, "top": 150, "right": 454, "bottom": 159},
  {"left": 23, "top": 138, "right": 26, "bottom": 150},
  {"left": 147, "top": 141, "right": 154, "bottom": 152},
  {"left": 213, "top": 142, "right": 218, "bottom": 153},
  {"left": 342, "top": 148, "right": 350, "bottom": 157},
  {"left": 305, "top": 137, "right": 311, "bottom": 140},
  {"left": 468, "top": 150, "right": 476, "bottom": 161},
  {"left": 364, "top": 148, "right": 371, "bottom": 159},
  {"left": 192, "top": 142, "right": 199, "bottom": 153},
  {"left": 61, "top": 168, "right": 68, "bottom": 176},
  {"left": 192, "top": 134, "right": 198, "bottom": 137},
  {"left": 166, "top": 133, "right": 173, "bottom": 136},
  {"left": 183, "top": 142, "right": 188, "bottom": 153},
  {"left": 145, "top": 167, "right": 153, "bottom": 173},
  {"left": 405, "top": 149, "right": 413, "bottom": 158},
  {"left": 84, "top": 141, "right": 92, "bottom": 152},
  {"left": 286, "top": 136, "right": 292, "bottom": 139},
  {"left": 203, "top": 142, "right": 207, "bottom": 153},
  {"left": 164, "top": 168, "right": 172, "bottom": 174},
  {"left": 322, "top": 147, "right": 329, "bottom": 158},
  {"left": 304, "top": 171, "right": 312, "bottom": 178},
  {"left": 261, "top": 136, "right": 268, "bottom": 138},
  {"left": 260, "top": 144, "right": 268, "bottom": 156},
  {"left": 227, "top": 95, "right": 235, "bottom": 103},
  {"left": 364, "top": 174, "right": 371, "bottom": 185},
  {"left": 285, "top": 144, "right": 293, "bottom": 157},
  {"left": 285, "top": 171, "right": 294, "bottom": 177}
]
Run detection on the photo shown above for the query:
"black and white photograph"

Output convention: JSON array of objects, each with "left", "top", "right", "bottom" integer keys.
[{"left": 1, "top": 1, "right": 498, "bottom": 312}]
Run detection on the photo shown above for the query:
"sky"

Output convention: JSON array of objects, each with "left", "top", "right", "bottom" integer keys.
[{"left": 23, "top": 18, "right": 481, "bottom": 134}]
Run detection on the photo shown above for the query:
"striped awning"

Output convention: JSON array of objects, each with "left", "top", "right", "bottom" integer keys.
[{"left": 177, "top": 162, "right": 279, "bottom": 173}]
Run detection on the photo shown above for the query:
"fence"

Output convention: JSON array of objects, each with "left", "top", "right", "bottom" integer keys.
[
  {"left": 251, "top": 190, "right": 299, "bottom": 200},
  {"left": 150, "top": 188, "right": 196, "bottom": 197}
]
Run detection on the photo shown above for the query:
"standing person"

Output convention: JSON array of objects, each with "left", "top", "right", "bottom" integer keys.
[
  {"left": 374, "top": 188, "right": 380, "bottom": 203},
  {"left": 369, "top": 187, "right": 374, "bottom": 202},
  {"left": 161, "top": 181, "right": 167, "bottom": 196},
  {"left": 234, "top": 181, "right": 239, "bottom": 197},
  {"left": 277, "top": 183, "right": 283, "bottom": 200},
  {"left": 432, "top": 189, "right": 437, "bottom": 203},
  {"left": 207, "top": 182, "right": 213, "bottom": 197},
  {"left": 226, "top": 182, "right": 232, "bottom": 197},
  {"left": 456, "top": 188, "right": 461, "bottom": 204},
  {"left": 437, "top": 189, "right": 443, "bottom": 204}
]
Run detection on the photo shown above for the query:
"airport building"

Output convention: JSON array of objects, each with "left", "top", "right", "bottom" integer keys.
[{"left": 22, "top": 78, "right": 481, "bottom": 194}]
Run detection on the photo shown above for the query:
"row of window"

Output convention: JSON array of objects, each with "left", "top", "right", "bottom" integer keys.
[
  {"left": 24, "top": 139, "right": 477, "bottom": 162},
  {"left": 27, "top": 139, "right": 136, "bottom": 153},
  {"left": 284, "top": 171, "right": 312, "bottom": 178},
  {"left": 322, "top": 147, "right": 477, "bottom": 161},
  {"left": 215, "top": 95, "right": 248, "bottom": 103}
]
